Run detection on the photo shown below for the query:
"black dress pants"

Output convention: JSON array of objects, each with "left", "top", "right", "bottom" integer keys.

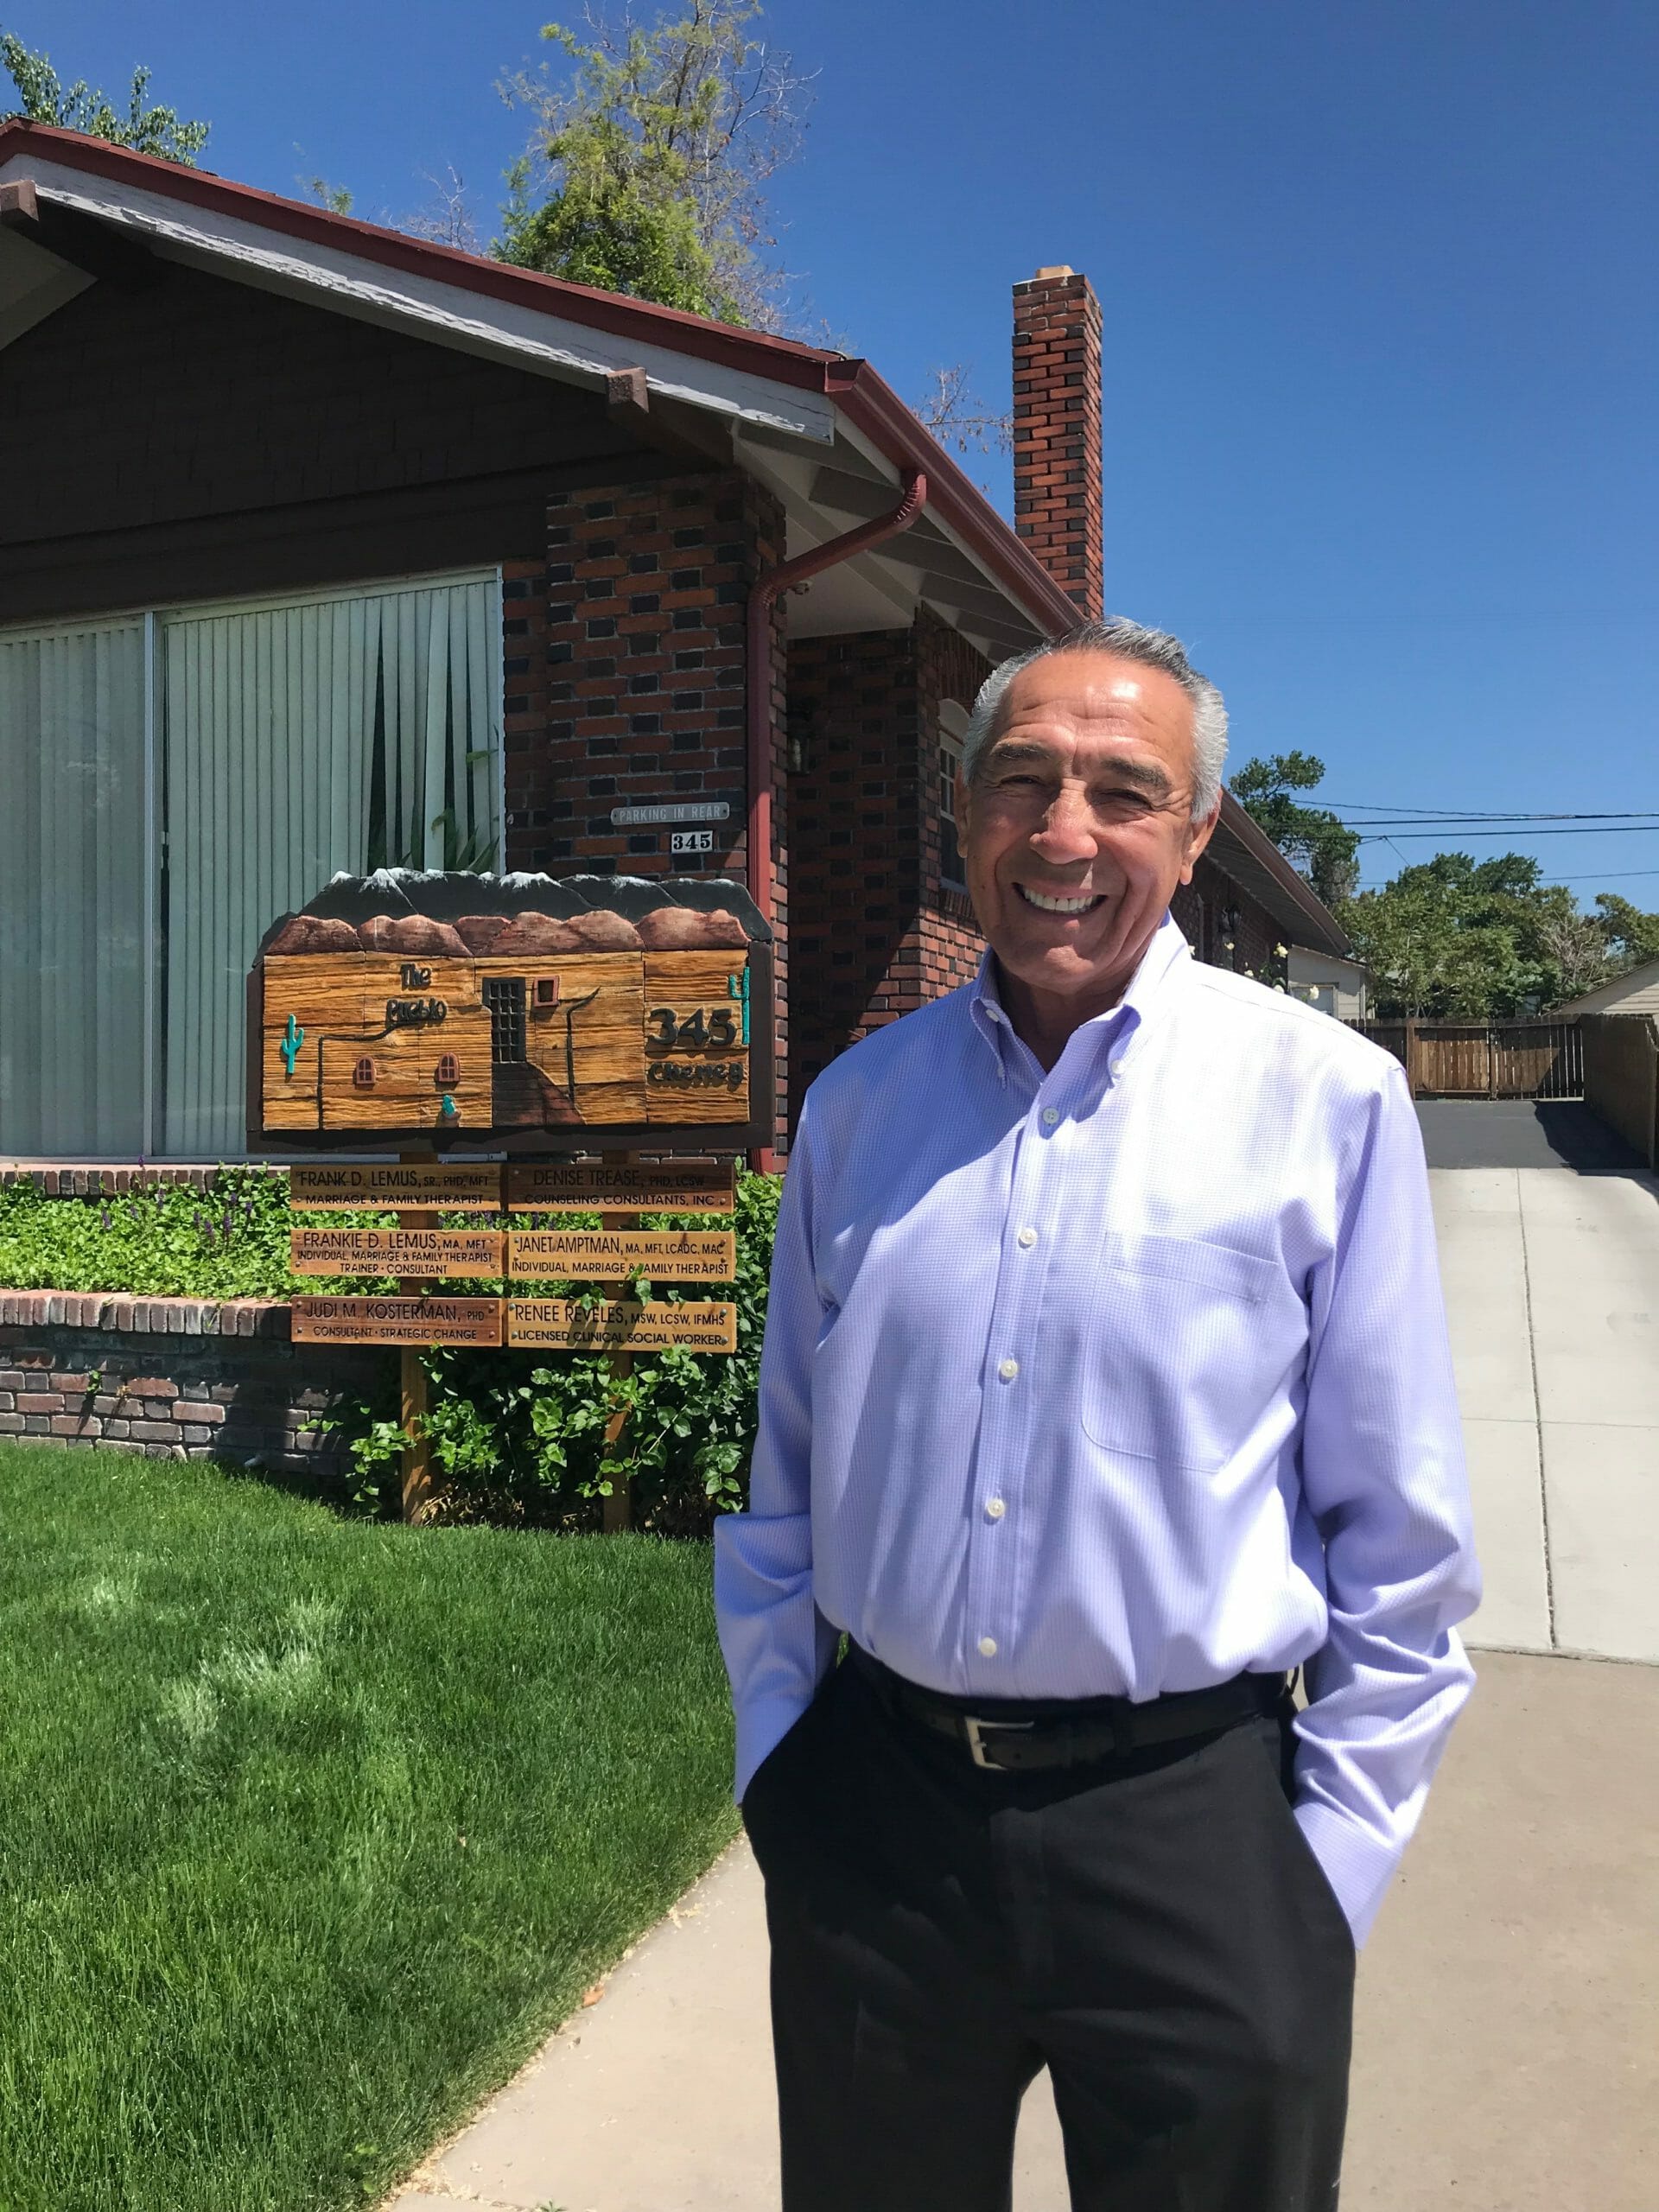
[{"left": 741, "top": 1654, "right": 1355, "bottom": 2212}]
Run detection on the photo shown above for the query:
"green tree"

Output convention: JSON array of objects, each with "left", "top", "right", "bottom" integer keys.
[
  {"left": 0, "top": 31, "right": 209, "bottom": 163},
  {"left": 1593, "top": 893, "right": 1659, "bottom": 970},
  {"left": 1230, "top": 752, "right": 1361, "bottom": 906},
  {"left": 496, "top": 0, "right": 810, "bottom": 326},
  {"left": 1343, "top": 850, "right": 1619, "bottom": 1017}
]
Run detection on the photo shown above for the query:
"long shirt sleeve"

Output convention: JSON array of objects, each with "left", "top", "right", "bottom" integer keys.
[
  {"left": 1290, "top": 1062, "right": 1480, "bottom": 1941},
  {"left": 714, "top": 1104, "right": 840, "bottom": 1800}
]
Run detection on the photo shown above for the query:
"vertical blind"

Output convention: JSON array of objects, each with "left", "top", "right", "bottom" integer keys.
[
  {"left": 162, "top": 578, "right": 502, "bottom": 1159},
  {"left": 0, "top": 621, "right": 150, "bottom": 1155},
  {"left": 0, "top": 574, "right": 499, "bottom": 1161}
]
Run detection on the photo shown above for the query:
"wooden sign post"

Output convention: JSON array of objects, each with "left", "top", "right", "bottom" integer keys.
[
  {"left": 599, "top": 1153, "right": 639, "bottom": 1535},
  {"left": 397, "top": 1149, "right": 439, "bottom": 1523}
]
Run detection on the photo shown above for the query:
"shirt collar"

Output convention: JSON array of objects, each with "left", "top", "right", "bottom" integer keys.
[{"left": 969, "top": 912, "right": 1192, "bottom": 1074}]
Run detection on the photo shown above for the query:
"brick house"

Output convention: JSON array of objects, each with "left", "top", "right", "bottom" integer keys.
[{"left": 0, "top": 124, "right": 1348, "bottom": 1171}]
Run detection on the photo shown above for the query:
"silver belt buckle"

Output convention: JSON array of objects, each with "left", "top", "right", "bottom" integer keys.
[{"left": 963, "top": 1715, "right": 1036, "bottom": 1770}]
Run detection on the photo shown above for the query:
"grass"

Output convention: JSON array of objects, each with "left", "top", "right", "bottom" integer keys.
[{"left": 0, "top": 1440, "right": 740, "bottom": 2212}]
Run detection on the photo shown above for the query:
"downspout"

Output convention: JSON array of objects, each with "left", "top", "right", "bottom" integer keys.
[{"left": 745, "top": 467, "right": 928, "bottom": 1168}]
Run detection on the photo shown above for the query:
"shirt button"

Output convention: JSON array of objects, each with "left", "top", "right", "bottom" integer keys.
[
  {"left": 997, "top": 1357, "right": 1019, "bottom": 1382},
  {"left": 1041, "top": 1106, "right": 1059, "bottom": 1127},
  {"left": 986, "top": 1497, "right": 1007, "bottom": 1519},
  {"left": 1109, "top": 1058, "right": 1126, "bottom": 1078},
  {"left": 978, "top": 1636, "right": 999, "bottom": 1658},
  {"left": 1016, "top": 1226, "right": 1038, "bottom": 1249}
]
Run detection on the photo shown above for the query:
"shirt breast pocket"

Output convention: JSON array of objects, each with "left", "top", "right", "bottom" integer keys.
[{"left": 1075, "top": 1231, "right": 1292, "bottom": 1472}]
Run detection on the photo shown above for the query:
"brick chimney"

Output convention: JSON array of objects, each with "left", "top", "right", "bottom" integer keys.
[{"left": 1011, "top": 265, "right": 1103, "bottom": 620}]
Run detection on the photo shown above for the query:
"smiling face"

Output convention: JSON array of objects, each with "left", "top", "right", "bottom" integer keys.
[{"left": 957, "top": 650, "right": 1219, "bottom": 1058}]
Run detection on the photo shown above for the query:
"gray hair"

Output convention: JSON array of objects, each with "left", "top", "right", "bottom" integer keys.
[{"left": 962, "top": 615, "right": 1229, "bottom": 821}]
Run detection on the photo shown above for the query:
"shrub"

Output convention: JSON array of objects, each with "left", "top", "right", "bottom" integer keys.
[
  {"left": 0, "top": 1166, "right": 781, "bottom": 1531},
  {"left": 338, "top": 1172, "right": 780, "bottom": 1530},
  {"left": 0, "top": 1167, "right": 298, "bottom": 1297}
]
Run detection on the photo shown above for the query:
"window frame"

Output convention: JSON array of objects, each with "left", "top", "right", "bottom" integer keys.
[{"left": 938, "top": 699, "right": 969, "bottom": 893}]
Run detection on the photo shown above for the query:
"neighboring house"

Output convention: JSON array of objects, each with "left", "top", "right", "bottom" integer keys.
[
  {"left": 0, "top": 124, "right": 1349, "bottom": 1165},
  {"left": 1555, "top": 957, "right": 1659, "bottom": 1019},
  {"left": 1287, "top": 947, "right": 1371, "bottom": 1021}
]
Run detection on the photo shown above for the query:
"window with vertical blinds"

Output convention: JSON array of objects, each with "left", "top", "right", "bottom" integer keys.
[
  {"left": 0, "top": 573, "right": 501, "bottom": 1161},
  {"left": 0, "top": 620, "right": 152, "bottom": 1155}
]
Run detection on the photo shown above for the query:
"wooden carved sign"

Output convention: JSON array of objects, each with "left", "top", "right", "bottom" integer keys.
[
  {"left": 508, "top": 1228, "right": 736, "bottom": 1281},
  {"left": 290, "top": 1162, "right": 504, "bottom": 1211},
  {"left": 505, "top": 1299, "right": 739, "bottom": 1352},
  {"left": 291, "top": 1296, "right": 504, "bottom": 1347},
  {"left": 291, "top": 1228, "right": 505, "bottom": 1278},
  {"left": 505, "top": 1161, "right": 736, "bottom": 1213},
  {"left": 247, "top": 872, "right": 772, "bottom": 1154}
]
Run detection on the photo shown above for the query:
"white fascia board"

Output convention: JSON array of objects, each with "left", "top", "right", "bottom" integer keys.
[{"left": 0, "top": 151, "right": 836, "bottom": 445}]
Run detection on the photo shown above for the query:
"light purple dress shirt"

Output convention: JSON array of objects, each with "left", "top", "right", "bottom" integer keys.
[{"left": 715, "top": 915, "right": 1480, "bottom": 1946}]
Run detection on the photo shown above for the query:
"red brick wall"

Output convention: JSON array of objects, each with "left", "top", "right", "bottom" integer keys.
[
  {"left": 786, "top": 627, "right": 918, "bottom": 1114},
  {"left": 501, "top": 467, "right": 790, "bottom": 1148},
  {"left": 0, "top": 1297, "right": 378, "bottom": 1471},
  {"left": 1171, "top": 857, "right": 1283, "bottom": 981},
  {"left": 916, "top": 610, "right": 991, "bottom": 983},
  {"left": 1012, "top": 268, "right": 1103, "bottom": 621},
  {"left": 785, "top": 613, "right": 994, "bottom": 1128}
]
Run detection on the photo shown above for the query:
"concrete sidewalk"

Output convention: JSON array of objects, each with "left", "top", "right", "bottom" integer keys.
[
  {"left": 388, "top": 1650, "right": 1658, "bottom": 2212},
  {"left": 1432, "top": 1166, "right": 1659, "bottom": 1664}
]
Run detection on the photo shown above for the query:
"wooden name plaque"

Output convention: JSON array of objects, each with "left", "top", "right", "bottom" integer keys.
[
  {"left": 291, "top": 1295, "right": 505, "bottom": 1346},
  {"left": 505, "top": 1160, "right": 736, "bottom": 1213},
  {"left": 290, "top": 1228, "right": 505, "bottom": 1278},
  {"left": 508, "top": 1229, "right": 736, "bottom": 1282},
  {"left": 289, "top": 1162, "right": 504, "bottom": 1211},
  {"left": 250, "top": 875, "right": 772, "bottom": 1154},
  {"left": 505, "top": 1299, "right": 738, "bottom": 1352}
]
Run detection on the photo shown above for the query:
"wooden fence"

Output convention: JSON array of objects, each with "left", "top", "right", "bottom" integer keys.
[
  {"left": 1580, "top": 1014, "right": 1659, "bottom": 1166},
  {"left": 1345, "top": 1019, "right": 1584, "bottom": 1100}
]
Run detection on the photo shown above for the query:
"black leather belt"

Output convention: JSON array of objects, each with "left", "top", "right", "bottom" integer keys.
[{"left": 846, "top": 1642, "right": 1287, "bottom": 1772}]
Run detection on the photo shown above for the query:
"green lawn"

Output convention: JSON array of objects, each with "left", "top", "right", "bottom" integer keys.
[{"left": 0, "top": 1441, "right": 740, "bottom": 2212}]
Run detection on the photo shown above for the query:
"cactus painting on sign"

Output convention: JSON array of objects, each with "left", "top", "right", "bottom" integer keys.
[{"left": 249, "top": 871, "right": 772, "bottom": 1153}]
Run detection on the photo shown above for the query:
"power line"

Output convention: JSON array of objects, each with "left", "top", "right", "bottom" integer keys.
[
  {"left": 1327, "top": 803, "right": 1659, "bottom": 821},
  {"left": 1340, "top": 814, "right": 1659, "bottom": 830},
  {"left": 1354, "top": 823, "right": 1659, "bottom": 841}
]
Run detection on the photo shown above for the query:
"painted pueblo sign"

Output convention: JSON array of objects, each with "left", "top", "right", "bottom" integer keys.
[
  {"left": 289, "top": 1228, "right": 505, "bottom": 1278},
  {"left": 289, "top": 1162, "right": 504, "bottom": 1211},
  {"left": 505, "top": 1299, "right": 739, "bottom": 1352},
  {"left": 505, "top": 1160, "right": 736, "bottom": 1213},
  {"left": 508, "top": 1229, "right": 736, "bottom": 1281},
  {"left": 250, "top": 874, "right": 771, "bottom": 1153},
  {"left": 290, "top": 1295, "right": 505, "bottom": 1346}
]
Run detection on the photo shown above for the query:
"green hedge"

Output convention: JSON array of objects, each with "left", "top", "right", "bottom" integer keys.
[
  {"left": 0, "top": 1167, "right": 301, "bottom": 1300},
  {"left": 0, "top": 1167, "right": 781, "bottom": 1529}
]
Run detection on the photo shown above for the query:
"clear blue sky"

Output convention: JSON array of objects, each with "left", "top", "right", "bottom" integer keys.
[{"left": 11, "top": 0, "right": 1657, "bottom": 905}]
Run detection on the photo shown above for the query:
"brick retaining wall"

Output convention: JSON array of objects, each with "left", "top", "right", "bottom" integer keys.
[{"left": 0, "top": 1294, "right": 381, "bottom": 1471}]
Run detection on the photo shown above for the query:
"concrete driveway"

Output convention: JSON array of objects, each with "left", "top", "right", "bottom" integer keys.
[{"left": 1431, "top": 1155, "right": 1659, "bottom": 1663}]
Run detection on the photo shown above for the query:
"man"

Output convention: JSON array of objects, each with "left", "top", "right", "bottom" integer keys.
[{"left": 715, "top": 616, "right": 1479, "bottom": 2212}]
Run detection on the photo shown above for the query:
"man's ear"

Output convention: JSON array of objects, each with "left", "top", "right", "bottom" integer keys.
[{"left": 1179, "top": 801, "right": 1222, "bottom": 885}]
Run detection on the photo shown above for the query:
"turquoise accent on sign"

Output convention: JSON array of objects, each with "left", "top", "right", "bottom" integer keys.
[
  {"left": 727, "top": 968, "right": 751, "bottom": 1046},
  {"left": 279, "top": 1013, "right": 305, "bottom": 1077},
  {"left": 439, "top": 1093, "right": 460, "bottom": 1120}
]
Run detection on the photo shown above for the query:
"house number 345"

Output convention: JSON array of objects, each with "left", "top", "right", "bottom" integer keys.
[{"left": 648, "top": 1006, "right": 737, "bottom": 1049}]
